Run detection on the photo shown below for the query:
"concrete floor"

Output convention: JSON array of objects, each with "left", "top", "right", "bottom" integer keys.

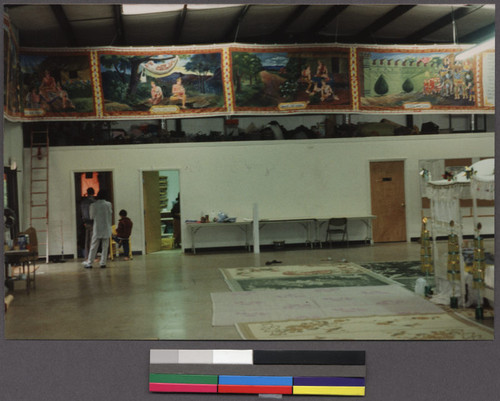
[{"left": 4, "top": 240, "right": 494, "bottom": 340}]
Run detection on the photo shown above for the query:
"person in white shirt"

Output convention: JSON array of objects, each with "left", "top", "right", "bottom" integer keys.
[{"left": 83, "top": 189, "right": 112, "bottom": 269}]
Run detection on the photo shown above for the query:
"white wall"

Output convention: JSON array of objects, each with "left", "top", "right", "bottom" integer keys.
[{"left": 14, "top": 127, "right": 493, "bottom": 256}]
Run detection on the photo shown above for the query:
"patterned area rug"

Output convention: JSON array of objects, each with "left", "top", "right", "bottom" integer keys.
[
  {"left": 361, "top": 261, "right": 434, "bottom": 292},
  {"left": 211, "top": 284, "right": 444, "bottom": 326},
  {"left": 220, "top": 263, "right": 398, "bottom": 292},
  {"left": 236, "top": 312, "right": 494, "bottom": 340}
]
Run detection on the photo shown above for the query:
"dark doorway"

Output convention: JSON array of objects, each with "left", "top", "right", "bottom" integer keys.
[
  {"left": 74, "top": 171, "right": 114, "bottom": 258},
  {"left": 4, "top": 167, "right": 20, "bottom": 240},
  {"left": 142, "top": 169, "right": 180, "bottom": 253}
]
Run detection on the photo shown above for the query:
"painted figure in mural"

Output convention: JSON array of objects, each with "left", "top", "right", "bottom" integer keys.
[
  {"left": 314, "top": 60, "right": 329, "bottom": 81},
  {"left": 150, "top": 81, "right": 164, "bottom": 105},
  {"left": 421, "top": 52, "right": 474, "bottom": 103},
  {"left": 462, "top": 60, "right": 475, "bottom": 102},
  {"left": 170, "top": 77, "right": 187, "bottom": 108},
  {"left": 453, "top": 63, "right": 465, "bottom": 100},
  {"left": 318, "top": 78, "right": 338, "bottom": 102},
  {"left": 311, "top": 78, "right": 339, "bottom": 102},
  {"left": 25, "top": 88, "right": 42, "bottom": 109},
  {"left": 439, "top": 54, "right": 454, "bottom": 97},
  {"left": 39, "top": 69, "right": 57, "bottom": 99},
  {"left": 56, "top": 82, "right": 75, "bottom": 109},
  {"left": 300, "top": 65, "right": 313, "bottom": 94}
]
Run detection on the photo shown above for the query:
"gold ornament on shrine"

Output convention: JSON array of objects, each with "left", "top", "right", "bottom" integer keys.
[
  {"left": 420, "top": 217, "right": 433, "bottom": 274},
  {"left": 447, "top": 220, "right": 461, "bottom": 281},
  {"left": 472, "top": 223, "right": 485, "bottom": 289}
]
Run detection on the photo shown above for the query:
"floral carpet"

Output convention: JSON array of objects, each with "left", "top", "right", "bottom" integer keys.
[
  {"left": 220, "top": 263, "right": 397, "bottom": 292},
  {"left": 211, "top": 284, "right": 444, "bottom": 326},
  {"left": 236, "top": 311, "right": 494, "bottom": 341}
]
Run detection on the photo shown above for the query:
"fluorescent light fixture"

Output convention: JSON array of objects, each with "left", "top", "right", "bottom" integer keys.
[
  {"left": 122, "top": 4, "right": 184, "bottom": 15},
  {"left": 122, "top": 4, "right": 240, "bottom": 15},
  {"left": 455, "top": 37, "right": 495, "bottom": 61},
  {"left": 187, "top": 4, "right": 241, "bottom": 10}
]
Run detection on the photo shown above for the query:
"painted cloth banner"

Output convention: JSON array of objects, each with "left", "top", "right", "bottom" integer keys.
[
  {"left": 228, "top": 44, "right": 353, "bottom": 115},
  {"left": 356, "top": 46, "right": 494, "bottom": 113},
  {"left": 19, "top": 50, "right": 95, "bottom": 119},
  {"left": 3, "top": 15, "right": 22, "bottom": 119},
  {"left": 97, "top": 47, "right": 227, "bottom": 118},
  {"left": 3, "top": 39, "right": 495, "bottom": 121}
]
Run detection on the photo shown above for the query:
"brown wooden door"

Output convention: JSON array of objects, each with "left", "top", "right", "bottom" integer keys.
[
  {"left": 142, "top": 171, "right": 162, "bottom": 253},
  {"left": 370, "top": 161, "right": 406, "bottom": 242}
]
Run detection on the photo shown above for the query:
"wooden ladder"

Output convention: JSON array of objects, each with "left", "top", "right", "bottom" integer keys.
[{"left": 30, "top": 129, "right": 50, "bottom": 263}]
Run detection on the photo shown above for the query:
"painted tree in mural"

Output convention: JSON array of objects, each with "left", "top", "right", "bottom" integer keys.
[
  {"left": 184, "top": 53, "right": 220, "bottom": 94},
  {"left": 402, "top": 56, "right": 417, "bottom": 66},
  {"left": 232, "top": 53, "right": 263, "bottom": 92},
  {"left": 280, "top": 57, "right": 302, "bottom": 100},
  {"left": 430, "top": 56, "right": 442, "bottom": 67},
  {"left": 374, "top": 74, "right": 389, "bottom": 95},
  {"left": 100, "top": 54, "right": 159, "bottom": 100},
  {"left": 402, "top": 78, "right": 414, "bottom": 93}
]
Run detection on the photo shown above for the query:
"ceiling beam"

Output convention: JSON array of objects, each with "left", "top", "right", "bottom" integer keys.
[
  {"left": 354, "top": 5, "right": 416, "bottom": 43},
  {"left": 309, "top": 5, "right": 349, "bottom": 35},
  {"left": 271, "top": 5, "right": 309, "bottom": 38},
  {"left": 458, "top": 23, "right": 495, "bottom": 44},
  {"left": 405, "top": 5, "right": 483, "bottom": 43},
  {"left": 173, "top": 4, "right": 188, "bottom": 44},
  {"left": 112, "top": 5, "right": 125, "bottom": 46},
  {"left": 224, "top": 4, "right": 251, "bottom": 42},
  {"left": 50, "top": 5, "right": 78, "bottom": 47}
]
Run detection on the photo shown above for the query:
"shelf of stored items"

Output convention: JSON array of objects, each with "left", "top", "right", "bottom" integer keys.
[{"left": 161, "top": 212, "right": 174, "bottom": 238}]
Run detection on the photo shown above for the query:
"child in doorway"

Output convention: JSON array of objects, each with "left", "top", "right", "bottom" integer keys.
[{"left": 113, "top": 209, "right": 133, "bottom": 260}]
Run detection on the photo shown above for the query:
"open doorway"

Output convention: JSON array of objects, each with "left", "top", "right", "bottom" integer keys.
[
  {"left": 74, "top": 171, "right": 114, "bottom": 258},
  {"left": 142, "top": 169, "right": 180, "bottom": 254},
  {"left": 4, "top": 167, "right": 20, "bottom": 242}
]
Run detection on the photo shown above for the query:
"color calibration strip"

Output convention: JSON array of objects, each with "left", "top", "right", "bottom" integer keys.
[
  {"left": 150, "top": 350, "right": 366, "bottom": 396},
  {"left": 150, "top": 349, "right": 365, "bottom": 365}
]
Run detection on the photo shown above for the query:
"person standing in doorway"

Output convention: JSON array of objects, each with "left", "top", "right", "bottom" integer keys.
[
  {"left": 83, "top": 189, "right": 112, "bottom": 269},
  {"left": 113, "top": 209, "right": 133, "bottom": 260},
  {"left": 171, "top": 194, "right": 181, "bottom": 248},
  {"left": 80, "top": 187, "right": 95, "bottom": 259}
]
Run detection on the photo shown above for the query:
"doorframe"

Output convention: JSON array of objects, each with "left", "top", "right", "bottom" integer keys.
[
  {"left": 138, "top": 168, "right": 181, "bottom": 255},
  {"left": 71, "top": 169, "right": 115, "bottom": 258},
  {"left": 367, "top": 158, "right": 410, "bottom": 243}
]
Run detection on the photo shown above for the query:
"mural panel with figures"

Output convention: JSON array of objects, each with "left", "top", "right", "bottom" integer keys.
[
  {"left": 4, "top": 15, "right": 21, "bottom": 118},
  {"left": 3, "top": 42, "right": 494, "bottom": 122},
  {"left": 357, "top": 48, "right": 482, "bottom": 112},
  {"left": 19, "top": 51, "right": 95, "bottom": 118},
  {"left": 230, "top": 46, "right": 352, "bottom": 113},
  {"left": 98, "top": 50, "right": 226, "bottom": 117}
]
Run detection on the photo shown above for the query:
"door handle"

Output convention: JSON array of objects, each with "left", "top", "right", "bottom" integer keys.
[{"left": 401, "top": 203, "right": 406, "bottom": 207}]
